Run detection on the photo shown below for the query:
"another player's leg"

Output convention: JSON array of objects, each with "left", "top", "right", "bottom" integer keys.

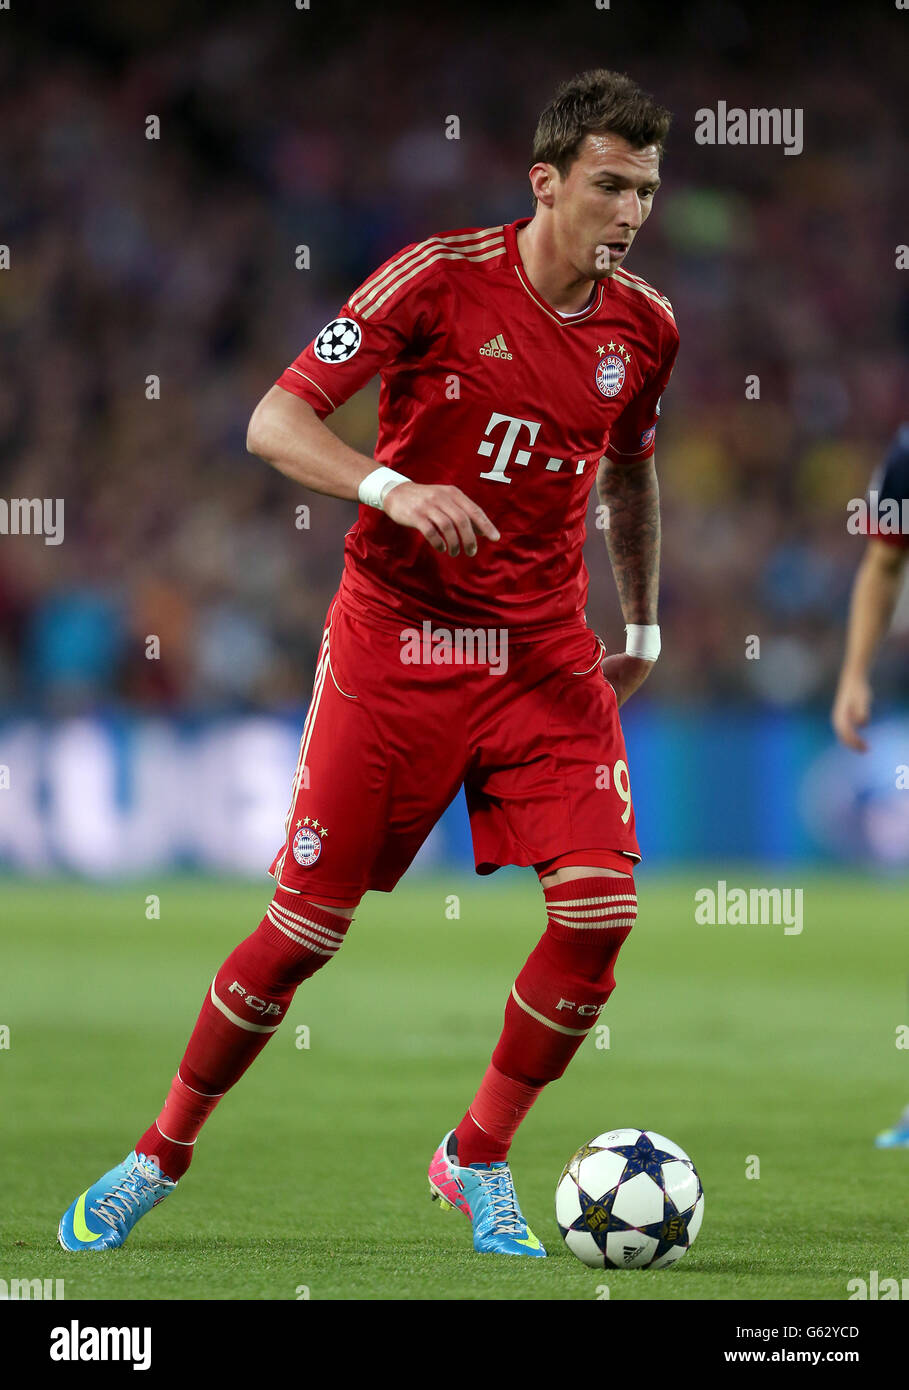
[
  {"left": 430, "top": 866, "right": 636, "bottom": 1256},
  {"left": 58, "top": 891, "right": 357, "bottom": 1251},
  {"left": 875, "top": 977, "right": 909, "bottom": 1146},
  {"left": 875, "top": 1103, "right": 909, "bottom": 1149}
]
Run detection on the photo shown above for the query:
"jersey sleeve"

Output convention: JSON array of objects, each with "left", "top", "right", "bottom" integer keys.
[
  {"left": 603, "top": 318, "right": 679, "bottom": 464},
  {"left": 868, "top": 424, "right": 909, "bottom": 549},
  {"left": 275, "top": 242, "right": 441, "bottom": 418}
]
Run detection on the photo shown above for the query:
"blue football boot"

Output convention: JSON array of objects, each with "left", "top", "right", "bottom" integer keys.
[
  {"left": 58, "top": 1150, "right": 176, "bottom": 1251},
  {"left": 428, "top": 1130, "right": 546, "bottom": 1256}
]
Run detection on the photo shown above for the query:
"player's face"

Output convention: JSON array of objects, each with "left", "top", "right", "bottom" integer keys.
[{"left": 552, "top": 133, "right": 662, "bottom": 280}]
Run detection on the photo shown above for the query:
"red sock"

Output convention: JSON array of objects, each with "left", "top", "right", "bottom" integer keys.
[
  {"left": 453, "top": 1064, "right": 543, "bottom": 1165},
  {"left": 136, "top": 1064, "right": 225, "bottom": 1178},
  {"left": 136, "top": 891, "right": 352, "bottom": 1180},
  {"left": 454, "top": 876, "right": 636, "bottom": 1164}
]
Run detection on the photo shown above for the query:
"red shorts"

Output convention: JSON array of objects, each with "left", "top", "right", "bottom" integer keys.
[{"left": 269, "top": 592, "right": 640, "bottom": 907}]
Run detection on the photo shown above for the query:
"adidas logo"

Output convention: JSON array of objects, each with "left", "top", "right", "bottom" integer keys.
[{"left": 479, "top": 333, "right": 513, "bottom": 360}]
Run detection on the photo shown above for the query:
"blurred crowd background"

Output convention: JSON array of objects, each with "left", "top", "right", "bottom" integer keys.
[{"left": 1, "top": 0, "right": 907, "bottom": 716}]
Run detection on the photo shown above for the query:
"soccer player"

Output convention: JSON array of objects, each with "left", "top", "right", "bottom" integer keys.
[
  {"left": 59, "top": 69, "right": 678, "bottom": 1256},
  {"left": 831, "top": 424, "right": 909, "bottom": 1148}
]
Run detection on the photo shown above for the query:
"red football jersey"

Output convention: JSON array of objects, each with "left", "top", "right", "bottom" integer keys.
[{"left": 277, "top": 216, "right": 678, "bottom": 639}]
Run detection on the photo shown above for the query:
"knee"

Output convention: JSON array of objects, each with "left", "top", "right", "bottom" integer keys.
[
  {"left": 235, "top": 891, "right": 356, "bottom": 991},
  {"left": 544, "top": 873, "right": 637, "bottom": 938},
  {"left": 541, "top": 873, "right": 637, "bottom": 987}
]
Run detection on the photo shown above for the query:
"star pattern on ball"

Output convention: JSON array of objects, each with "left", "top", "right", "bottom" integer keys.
[
  {"left": 611, "top": 1133, "right": 680, "bottom": 1182},
  {"left": 637, "top": 1187, "right": 695, "bottom": 1261},
  {"left": 560, "top": 1141, "right": 608, "bottom": 1186},
  {"left": 569, "top": 1184, "right": 636, "bottom": 1253}
]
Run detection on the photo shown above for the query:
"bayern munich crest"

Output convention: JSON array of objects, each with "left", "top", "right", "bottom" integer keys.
[
  {"left": 595, "top": 354, "right": 625, "bottom": 398},
  {"left": 292, "top": 820, "right": 325, "bottom": 867},
  {"left": 595, "top": 341, "right": 632, "bottom": 399}
]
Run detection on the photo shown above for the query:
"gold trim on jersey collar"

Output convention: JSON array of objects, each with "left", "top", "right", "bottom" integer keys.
[{"left": 513, "top": 266, "right": 605, "bottom": 326}]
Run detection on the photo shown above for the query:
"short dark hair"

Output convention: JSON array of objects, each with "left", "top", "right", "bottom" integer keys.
[{"left": 532, "top": 68, "right": 672, "bottom": 180}]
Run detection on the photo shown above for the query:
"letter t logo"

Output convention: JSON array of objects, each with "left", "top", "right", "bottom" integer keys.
[{"left": 477, "top": 413, "right": 541, "bottom": 483}]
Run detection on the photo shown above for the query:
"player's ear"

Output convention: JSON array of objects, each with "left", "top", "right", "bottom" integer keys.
[{"left": 528, "top": 162, "right": 557, "bottom": 208}]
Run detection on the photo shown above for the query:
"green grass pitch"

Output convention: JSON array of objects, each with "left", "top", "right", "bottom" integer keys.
[{"left": 2, "top": 869, "right": 907, "bottom": 1301}]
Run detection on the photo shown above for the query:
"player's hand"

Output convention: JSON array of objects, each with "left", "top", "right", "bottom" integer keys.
[
  {"left": 600, "top": 653, "right": 655, "bottom": 707},
  {"left": 832, "top": 672, "right": 871, "bottom": 752},
  {"left": 382, "top": 482, "right": 500, "bottom": 557}
]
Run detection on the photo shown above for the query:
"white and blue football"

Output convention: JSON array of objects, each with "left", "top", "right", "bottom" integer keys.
[{"left": 556, "top": 1128, "right": 704, "bottom": 1269}]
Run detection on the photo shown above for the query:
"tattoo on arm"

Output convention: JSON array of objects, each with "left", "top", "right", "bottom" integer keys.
[{"left": 596, "top": 456, "right": 661, "bottom": 624}]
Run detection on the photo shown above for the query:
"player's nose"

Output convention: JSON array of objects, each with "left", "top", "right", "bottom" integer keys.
[{"left": 615, "top": 190, "right": 643, "bottom": 227}]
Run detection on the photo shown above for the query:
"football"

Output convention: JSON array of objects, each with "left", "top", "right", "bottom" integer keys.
[{"left": 555, "top": 1128, "right": 704, "bottom": 1269}]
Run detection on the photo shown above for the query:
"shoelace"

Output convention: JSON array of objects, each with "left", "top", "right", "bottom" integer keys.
[
  {"left": 474, "top": 1167, "right": 525, "bottom": 1237},
  {"left": 91, "top": 1165, "right": 169, "bottom": 1231}
]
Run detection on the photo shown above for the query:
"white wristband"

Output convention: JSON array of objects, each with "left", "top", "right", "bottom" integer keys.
[
  {"left": 625, "top": 624, "right": 661, "bottom": 661},
  {"left": 358, "top": 466, "right": 410, "bottom": 510}
]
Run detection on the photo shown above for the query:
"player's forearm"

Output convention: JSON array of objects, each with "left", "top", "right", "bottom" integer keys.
[
  {"left": 246, "top": 385, "right": 377, "bottom": 503},
  {"left": 839, "top": 541, "right": 906, "bottom": 679},
  {"left": 596, "top": 455, "right": 661, "bottom": 624}
]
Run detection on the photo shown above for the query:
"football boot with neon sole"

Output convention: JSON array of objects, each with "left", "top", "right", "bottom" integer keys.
[
  {"left": 58, "top": 1150, "right": 176, "bottom": 1251},
  {"left": 875, "top": 1105, "right": 909, "bottom": 1149},
  {"left": 428, "top": 1129, "right": 546, "bottom": 1256}
]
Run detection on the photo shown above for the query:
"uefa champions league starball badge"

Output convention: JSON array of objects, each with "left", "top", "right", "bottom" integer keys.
[
  {"left": 595, "top": 341, "right": 632, "bottom": 399},
  {"left": 313, "top": 317, "right": 362, "bottom": 363},
  {"left": 292, "top": 818, "right": 326, "bottom": 867}
]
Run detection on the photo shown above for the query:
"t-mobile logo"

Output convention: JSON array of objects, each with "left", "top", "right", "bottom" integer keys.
[
  {"left": 477, "top": 412, "right": 540, "bottom": 483},
  {"left": 476, "top": 412, "right": 585, "bottom": 481}
]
